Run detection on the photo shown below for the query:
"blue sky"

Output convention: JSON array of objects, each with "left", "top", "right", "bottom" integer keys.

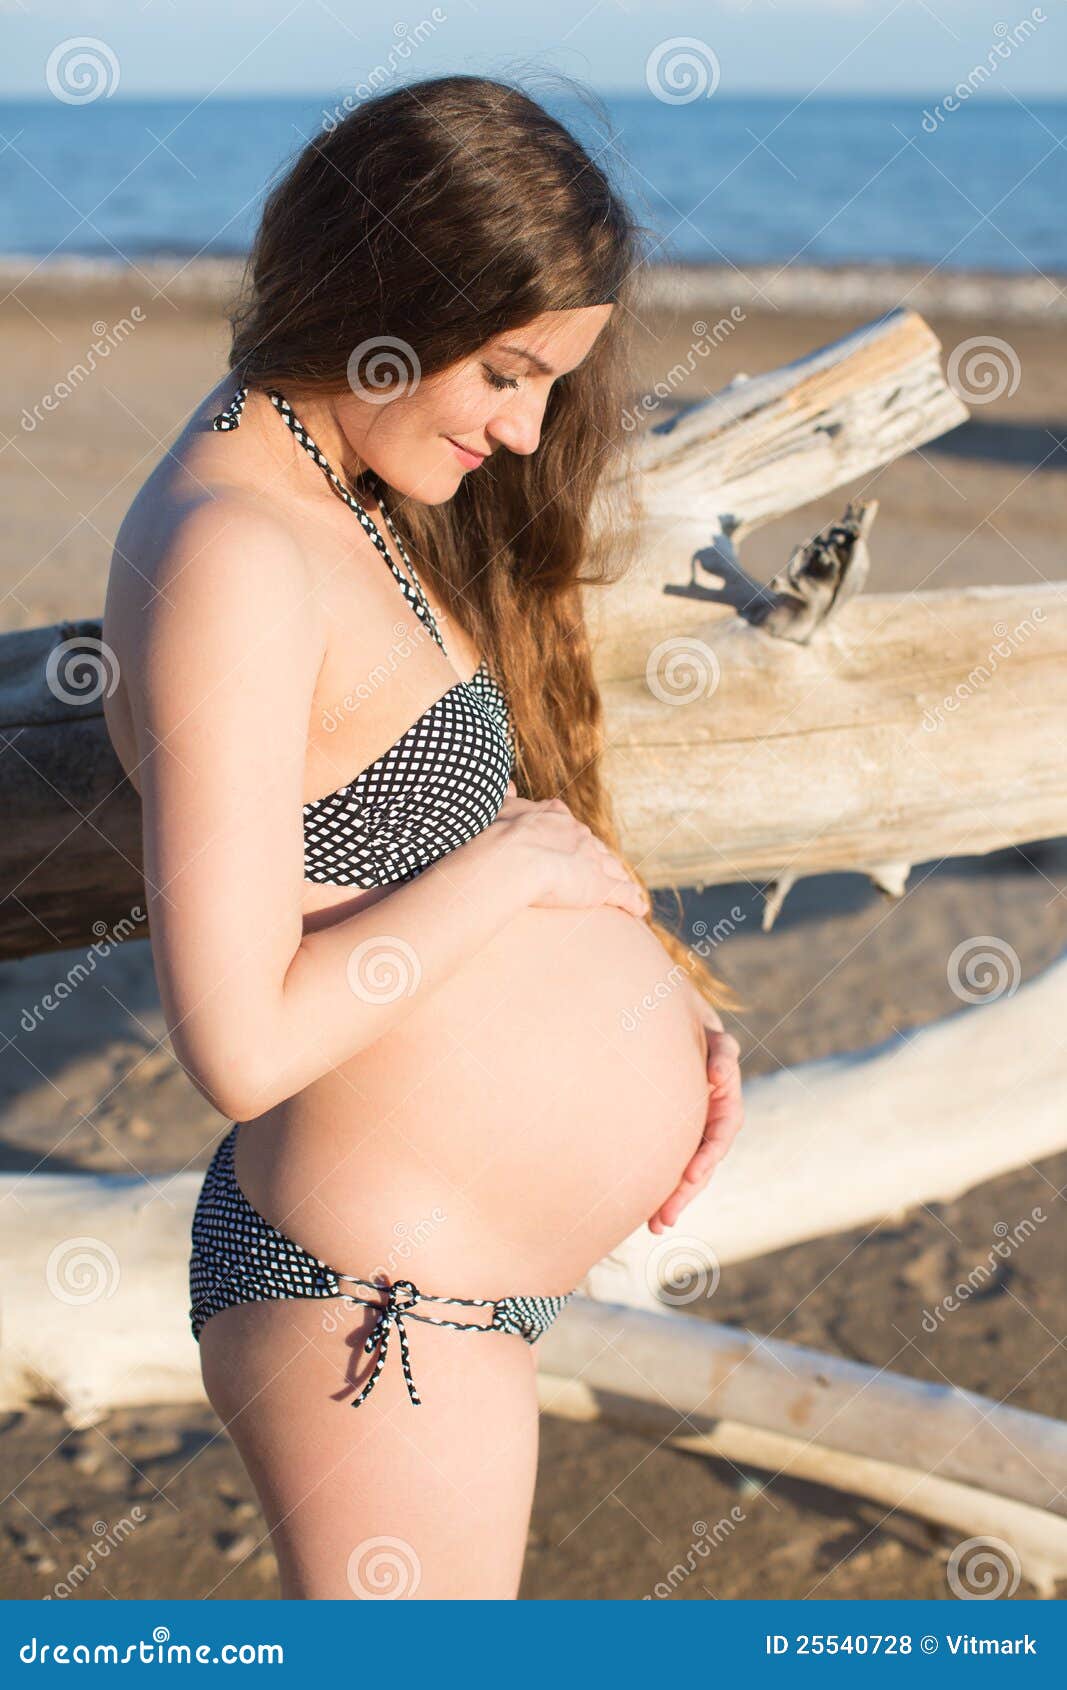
[{"left": 2, "top": 0, "right": 1065, "bottom": 100}]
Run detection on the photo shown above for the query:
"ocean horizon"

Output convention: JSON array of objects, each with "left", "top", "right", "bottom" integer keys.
[{"left": 1, "top": 92, "right": 1064, "bottom": 275}]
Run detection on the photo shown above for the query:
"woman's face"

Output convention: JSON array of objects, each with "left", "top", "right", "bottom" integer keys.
[{"left": 335, "top": 305, "right": 614, "bottom": 503}]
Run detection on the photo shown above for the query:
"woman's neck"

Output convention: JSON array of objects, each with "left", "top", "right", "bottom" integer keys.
[{"left": 277, "top": 384, "right": 377, "bottom": 499}]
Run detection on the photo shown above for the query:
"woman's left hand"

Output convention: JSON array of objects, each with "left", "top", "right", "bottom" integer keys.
[{"left": 647, "top": 999, "right": 743, "bottom": 1234}]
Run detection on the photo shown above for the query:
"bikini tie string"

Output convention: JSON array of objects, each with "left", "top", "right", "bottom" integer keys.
[{"left": 349, "top": 1278, "right": 423, "bottom": 1408}]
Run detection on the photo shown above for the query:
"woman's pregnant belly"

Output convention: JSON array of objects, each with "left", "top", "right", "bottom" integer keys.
[{"left": 235, "top": 906, "right": 711, "bottom": 1293}]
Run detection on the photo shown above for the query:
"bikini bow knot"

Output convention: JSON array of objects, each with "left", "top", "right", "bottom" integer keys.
[{"left": 350, "top": 1278, "right": 423, "bottom": 1408}]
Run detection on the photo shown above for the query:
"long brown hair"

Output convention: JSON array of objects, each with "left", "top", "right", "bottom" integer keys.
[{"left": 221, "top": 72, "right": 743, "bottom": 1015}]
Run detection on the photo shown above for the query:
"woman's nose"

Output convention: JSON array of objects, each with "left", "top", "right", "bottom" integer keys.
[{"left": 487, "top": 395, "right": 545, "bottom": 457}]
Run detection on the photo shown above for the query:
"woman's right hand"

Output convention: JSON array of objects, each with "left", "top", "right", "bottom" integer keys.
[{"left": 491, "top": 789, "right": 650, "bottom": 920}]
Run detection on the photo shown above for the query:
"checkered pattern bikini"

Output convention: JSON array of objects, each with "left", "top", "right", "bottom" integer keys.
[
  {"left": 189, "top": 1124, "right": 572, "bottom": 1407},
  {"left": 189, "top": 385, "right": 573, "bottom": 1404}
]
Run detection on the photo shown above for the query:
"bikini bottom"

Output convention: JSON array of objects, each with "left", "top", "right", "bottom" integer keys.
[{"left": 188, "top": 1122, "right": 574, "bottom": 1407}]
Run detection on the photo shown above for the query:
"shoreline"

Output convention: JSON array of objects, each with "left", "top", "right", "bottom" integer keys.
[{"left": 2, "top": 252, "right": 1065, "bottom": 321}]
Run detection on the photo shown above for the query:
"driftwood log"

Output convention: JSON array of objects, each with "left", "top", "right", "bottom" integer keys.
[
  {"left": 0, "top": 306, "right": 992, "bottom": 961},
  {"left": 5, "top": 573, "right": 1064, "bottom": 955},
  {"left": 540, "top": 1303, "right": 1067, "bottom": 1520},
  {"left": 603, "top": 567, "right": 1066, "bottom": 916},
  {"left": 539, "top": 1373, "right": 1067, "bottom": 1598},
  {"left": 588, "top": 306, "right": 968, "bottom": 670},
  {"left": 1, "top": 618, "right": 144, "bottom": 962},
  {"left": 535, "top": 1305, "right": 1067, "bottom": 1598}
]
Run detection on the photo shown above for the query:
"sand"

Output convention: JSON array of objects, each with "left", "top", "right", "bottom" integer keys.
[{"left": 1, "top": 259, "right": 1065, "bottom": 1600}]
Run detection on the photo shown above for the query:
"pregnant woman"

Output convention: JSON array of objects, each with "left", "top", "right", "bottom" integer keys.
[{"left": 102, "top": 74, "right": 744, "bottom": 1600}]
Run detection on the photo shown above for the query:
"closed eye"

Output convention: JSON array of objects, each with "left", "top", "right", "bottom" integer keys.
[{"left": 482, "top": 365, "right": 520, "bottom": 392}]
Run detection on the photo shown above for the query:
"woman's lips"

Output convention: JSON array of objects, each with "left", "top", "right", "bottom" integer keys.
[{"left": 446, "top": 437, "right": 487, "bottom": 468}]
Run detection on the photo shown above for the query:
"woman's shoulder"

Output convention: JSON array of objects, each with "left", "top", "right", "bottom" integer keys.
[
  {"left": 117, "top": 376, "right": 317, "bottom": 581},
  {"left": 109, "top": 437, "right": 315, "bottom": 631},
  {"left": 102, "top": 427, "right": 325, "bottom": 768}
]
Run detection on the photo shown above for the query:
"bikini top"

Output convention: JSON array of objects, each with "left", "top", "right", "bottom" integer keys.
[{"left": 209, "top": 384, "right": 515, "bottom": 890}]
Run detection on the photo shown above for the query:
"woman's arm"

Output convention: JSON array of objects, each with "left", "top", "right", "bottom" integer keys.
[{"left": 129, "top": 495, "right": 640, "bottom": 1121}]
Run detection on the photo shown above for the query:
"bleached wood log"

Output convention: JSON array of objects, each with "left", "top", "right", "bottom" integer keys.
[
  {"left": 0, "top": 618, "right": 144, "bottom": 962},
  {"left": 537, "top": 1370, "right": 1067, "bottom": 1597},
  {"left": 537, "top": 1301, "right": 1067, "bottom": 1521},
  {"left": 4, "top": 570, "right": 1063, "bottom": 956},
  {"left": 587, "top": 307, "right": 969, "bottom": 672},
  {"left": 602, "top": 576, "right": 1067, "bottom": 907},
  {"left": 0, "top": 308, "right": 975, "bottom": 959}
]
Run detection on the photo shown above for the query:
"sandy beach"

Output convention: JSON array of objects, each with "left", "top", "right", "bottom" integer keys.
[{"left": 1, "top": 257, "right": 1065, "bottom": 1600}]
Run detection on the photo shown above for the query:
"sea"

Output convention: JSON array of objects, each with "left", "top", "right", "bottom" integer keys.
[{"left": 0, "top": 91, "right": 1064, "bottom": 276}]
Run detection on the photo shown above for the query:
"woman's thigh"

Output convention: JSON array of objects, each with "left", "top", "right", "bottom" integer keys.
[{"left": 197, "top": 1292, "right": 542, "bottom": 1599}]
